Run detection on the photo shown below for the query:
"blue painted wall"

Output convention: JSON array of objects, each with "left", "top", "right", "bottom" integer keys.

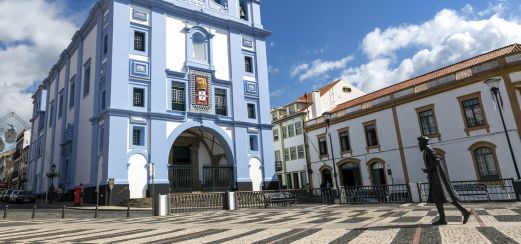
[{"left": 28, "top": 0, "right": 275, "bottom": 196}]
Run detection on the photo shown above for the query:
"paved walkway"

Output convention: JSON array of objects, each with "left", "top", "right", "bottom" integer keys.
[{"left": 1, "top": 202, "right": 521, "bottom": 243}]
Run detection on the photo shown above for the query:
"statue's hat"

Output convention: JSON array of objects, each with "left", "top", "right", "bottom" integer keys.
[{"left": 417, "top": 136, "right": 430, "bottom": 143}]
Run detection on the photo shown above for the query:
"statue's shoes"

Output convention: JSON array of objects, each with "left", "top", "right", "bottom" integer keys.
[
  {"left": 463, "top": 211, "right": 471, "bottom": 224},
  {"left": 432, "top": 219, "right": 447, "bottom": 225}
]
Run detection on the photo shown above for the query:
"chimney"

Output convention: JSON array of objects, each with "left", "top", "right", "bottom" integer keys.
[{"left": 310, "top": 90, "right": 322, "bottom": 119}]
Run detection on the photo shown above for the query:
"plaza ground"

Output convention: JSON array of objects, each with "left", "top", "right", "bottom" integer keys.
[{"left": 1, "top": 202, "right": 521, "bottom": 243}]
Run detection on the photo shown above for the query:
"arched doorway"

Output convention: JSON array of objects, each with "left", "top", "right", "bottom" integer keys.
[
  {"left": 168, "top": 127, "right": 235, "bottom": 192},
  {"left": 370, "top": 161, "right": 387, "bottom": 186},
  {"left": 339, "top": 162, "right": 362, "bottom": 187},
  {"left": 320, "top": 168, "right": 333, "bottom": 187}
]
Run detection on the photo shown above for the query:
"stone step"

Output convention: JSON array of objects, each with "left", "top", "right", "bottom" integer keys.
[{"left": 120, "top": 198, "right": 153, "bottom": 207}]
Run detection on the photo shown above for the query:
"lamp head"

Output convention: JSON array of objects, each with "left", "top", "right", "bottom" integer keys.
[
  {"left": 484, "top": 77, "right": 501, "bottom": 89},
  {"left": 322, "top": 111, "right": 333, "bottom": 125},
  {"left": 51, "top": 164, "right": 56, "bottom": 171}
]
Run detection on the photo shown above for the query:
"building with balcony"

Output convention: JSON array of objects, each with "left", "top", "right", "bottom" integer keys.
[
  {"left": 305, "top": 44, "right": 521, "bottom": 191},
  {"left": 271, "top": 79, "right": 364, "bottom": 189},
  {"left": 28, "top": 0, "right": 274, "bottom": 204},
  {"left": 12, "top": 129, "right": 31, "bottom": 189}
]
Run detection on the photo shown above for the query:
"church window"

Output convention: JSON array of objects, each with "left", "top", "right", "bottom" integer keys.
[
  {"left": 171, "top": 82, "right": 185, "bottom": 111},
  {"left": 134, "top": 31, "right": 145, "bottom": 52},
  {"left": 245, "top": 56, "right": 254, "bottom": 74},
  {"left": 215, "top": 88, "right": 227, "bottom": 116}
]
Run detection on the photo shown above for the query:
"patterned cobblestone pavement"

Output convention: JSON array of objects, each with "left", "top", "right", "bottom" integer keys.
[{"left": 1, "top": 202, "right": 521, "bottom": 243}]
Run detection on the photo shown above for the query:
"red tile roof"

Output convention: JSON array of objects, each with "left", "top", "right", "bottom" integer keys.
[{"left": 331, "top": 44, "right": 521, "bottom": 112}]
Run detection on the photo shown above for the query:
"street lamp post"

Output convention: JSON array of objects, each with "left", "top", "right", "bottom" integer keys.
[
  {"left": 46, "top": 164, "right": 58, "bottom": 203},
  {"left": 50, "top": 164, "right": 56, "bottom": 186},
  {"left": 322, "top": 111, "right": 340, "bottom": 199},
  {"left": 484, "top": 78, "right": 521, "bottom": 180}
]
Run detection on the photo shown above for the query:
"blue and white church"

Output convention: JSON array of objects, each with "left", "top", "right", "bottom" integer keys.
[{"left": 28, "top": 0, "right": 275, "bottom": 204}]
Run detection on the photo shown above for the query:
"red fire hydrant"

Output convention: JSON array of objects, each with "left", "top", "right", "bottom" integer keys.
[{"left": 73, "top": 185, "right": 81, "bottom": 206}]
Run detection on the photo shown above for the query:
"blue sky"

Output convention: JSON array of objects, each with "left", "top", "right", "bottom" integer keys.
[
  {"left": 262, "top": 0, "right": 521, "bottom": 107},
  {"left": 1, "top": 0, "right": 521, "bottom": 123}
]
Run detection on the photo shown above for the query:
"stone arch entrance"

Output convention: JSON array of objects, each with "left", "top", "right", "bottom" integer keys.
[{"left": 168, "top": 126, "right": 235, "bottom": 192}]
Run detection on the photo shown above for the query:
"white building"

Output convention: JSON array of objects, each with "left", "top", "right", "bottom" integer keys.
[
  {"left": 271, "top": 79, "right": 364, "bottom": 188},
  {"left": 305, "top": 44, "right": 521, "bottom": 190}
]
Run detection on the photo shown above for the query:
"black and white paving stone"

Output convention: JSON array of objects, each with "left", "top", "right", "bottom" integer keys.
[{"left": 0, "top": 202, "right": 521, "bottom": 243}]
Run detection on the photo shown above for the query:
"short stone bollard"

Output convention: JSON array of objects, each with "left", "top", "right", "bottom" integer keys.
[
  {"left": 32, "top": 205, "right": 36, "bottom": 219},
  {"left": 94, "top": 205, "right": 99, "bottom": 218},
  {"left": 62, "top": 205, "right": 66, "bottom": 219},
  {"left": 126, "top": 204, "right": 130, "bottom": 218},
  {"left": 3, "top": 205, "right": 7, "bottom": 219}
]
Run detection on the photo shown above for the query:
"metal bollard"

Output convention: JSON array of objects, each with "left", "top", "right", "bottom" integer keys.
[
  {"left": 32, "top": 205, "right": 36, "bottom": 219},
  {"left": 126, "top": 204, "right": 130, "bottom": 218},
  {"left": 94, "top": 205, "right": 98, "bottom": 218},
  {"left": 62, "top": 205, "right": 66, "bottom": 219},
  {"left": 3, "top": 205, "right": 7, "bottom": 219}
]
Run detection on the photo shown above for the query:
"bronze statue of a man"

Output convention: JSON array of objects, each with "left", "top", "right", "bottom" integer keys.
[{"left": 418, "top": 136, "right": 471, "bottom": 225}]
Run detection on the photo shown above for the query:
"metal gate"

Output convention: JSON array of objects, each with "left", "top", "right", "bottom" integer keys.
[
  {"left": 170, "top": 165, "right": 192, "bottom": 192},
  {"left": 202, "top": 166, "right": 235, "bottom": 191}
]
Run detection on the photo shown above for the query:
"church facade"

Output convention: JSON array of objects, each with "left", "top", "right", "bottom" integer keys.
[{"left": 28, "top": 0, "right": 274, "bottom": 204}]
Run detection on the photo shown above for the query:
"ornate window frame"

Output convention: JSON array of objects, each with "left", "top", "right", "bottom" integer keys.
[
  {"left": 415, "top": 104, "right": 441, "bottom": 139},
  {"left": 337, "top": 127, "right": 352, "bottom": 155},
  {"left": 129, "top": 26, "right": 149, "bottom": 57},
  {"left": 457, "top": 92, "right": 490, "bottom": 136},
  {"left": 468, "top": 141, "right": 502, "bottom": 180},
  {"left": 317, "top": 133, "right": 328, "bottom": 159},
  {"left": 363, "top": 120, "right": 380, "bottom": 151}
]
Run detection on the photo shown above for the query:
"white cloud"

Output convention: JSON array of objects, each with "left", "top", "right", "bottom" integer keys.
[
  {"left": 290, "top": 63, "right": 309, "bottom": 77},
  {"left": 0, "top": 0, "right": 78, "bottom": 123},
  {"left": 314, "top": 45, "right": 329, "bottom": 55},
  {"left": 291, "top": 56, "right": 353, "bottom": 82},
  {"left": 341, "top": 3, "right": 521, "bottom": 93},
  {"left": 270, "top": 88, "right": 286, "bottom": 97},
  {"left": 268, "top": 65, "right": 280, "bottom": 74}
]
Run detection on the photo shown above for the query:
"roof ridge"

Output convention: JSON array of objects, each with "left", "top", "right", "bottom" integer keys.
[
  {"left": 330, "top": 43, "right": 521, "bottom": 113},
  {"left": 386, "top": 43, "right": 519, "bottom": 91}
]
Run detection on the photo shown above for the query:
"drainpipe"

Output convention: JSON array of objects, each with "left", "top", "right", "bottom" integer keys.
[
  {"left": 279, "top": 123, "right": 287, "bottom": 189},
  {"left": 302, "top": 116, "right": 313, "bottom": 188}
]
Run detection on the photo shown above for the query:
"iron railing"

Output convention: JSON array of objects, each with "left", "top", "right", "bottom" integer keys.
[
  {"left": 340, "top": 184, "right": 411, "bottom": 204},
  {"left": 236, "top": 191, "right": 266, "bottom": 208},
  {"left": 170, "top": 192, "right": 225, "bottom": 213},
  {"left": 237, "top": 188, "right": 333, "bottom": 208},
  {"left": 419, "top": 178, "right": 516, "bottom": 202},
  {"left": 202, "top": 166, "right": 235, "bottom": 192}
]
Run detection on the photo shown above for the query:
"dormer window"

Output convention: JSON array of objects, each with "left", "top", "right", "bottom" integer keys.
[{"left": 192, "top": 32, "right": 208, "bottom": 63}]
